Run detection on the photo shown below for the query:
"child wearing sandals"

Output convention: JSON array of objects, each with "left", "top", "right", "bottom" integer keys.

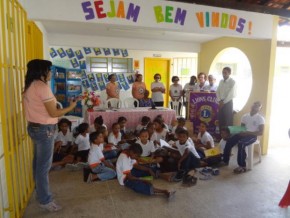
[
  {"left": 84, "top": 131, "right": 116, "bottom": 183},
  {"left": 116, "top": 143, "right": 175, "bottom": 198}
]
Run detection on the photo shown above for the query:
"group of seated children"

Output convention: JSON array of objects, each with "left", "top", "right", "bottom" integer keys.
[{"left": 52, "top": 115, "right": 230, "bottom": 198}]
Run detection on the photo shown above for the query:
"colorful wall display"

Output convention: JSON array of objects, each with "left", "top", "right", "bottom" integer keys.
[
  {"left": 189, "top": 92, "right": 220, "bottom": 140},
  {"left": 27, "top": 0, "right": 274, "bottom": 39},
  {"left": 50, "top": 46, "right": 132, "bottom": 92}
]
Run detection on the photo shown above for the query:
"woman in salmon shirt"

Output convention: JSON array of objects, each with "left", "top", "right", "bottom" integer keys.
[
  {"left": 106, "top": 74, "right": 120, "bottom": 99},
  {"left": 23, "top": 59, "right": 78, "bottom": 212},
  {"left": 132, "top": 74, "right": 146, "bottom": 104}
]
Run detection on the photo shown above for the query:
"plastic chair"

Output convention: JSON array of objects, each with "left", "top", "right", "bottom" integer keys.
[
  {"left": 247, "top": 138, "right": 262, "bottom": 170},
  {"left": 106, "top": 98, "right": 122, "bottom": 109},
  {"left": 171, "top": 100, "right": 182, "bottom": 116},
  {"left": 123, "top": 97, "right": 139, "bottom": 108}
]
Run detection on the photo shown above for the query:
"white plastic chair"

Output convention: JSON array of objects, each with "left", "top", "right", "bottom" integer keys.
[
  {"left": 171, "top": 100, "right": 182, "bottom": 116},
  {"left": 106, "top": 98, "right": 122, "bottom": 109},
  {"left": 123, "top": 97, "right": 139, "bottom": 108},
  {"left": 247, "top": 138, "right": 262, "bottom": 170}
]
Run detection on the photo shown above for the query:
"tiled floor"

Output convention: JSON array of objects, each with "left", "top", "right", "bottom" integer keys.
[{"left": 23, "top": 145, "right": 290, "bottom": 218}]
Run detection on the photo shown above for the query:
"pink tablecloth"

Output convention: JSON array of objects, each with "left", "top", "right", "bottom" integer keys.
[{"left": 85, "top": 107, "right": 176, "bottom": 131}]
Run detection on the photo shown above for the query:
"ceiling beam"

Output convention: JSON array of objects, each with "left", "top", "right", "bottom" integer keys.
[{"left": 167, "top": 0, "right": 290, "bottom": 18}]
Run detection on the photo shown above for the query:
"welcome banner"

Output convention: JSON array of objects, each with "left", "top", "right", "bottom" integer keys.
[
  {"left": 189, "top": 92, "right": 219, "bottom": 140},
  {"left": 27, "top": 0, "right": 274, "bottom": 39}
]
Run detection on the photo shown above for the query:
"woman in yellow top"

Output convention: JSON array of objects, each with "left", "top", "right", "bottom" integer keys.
[
  {"left": 132, "top": 74, "right": 146, "bottom": 101},
  {"left": 23, "top": 59, "right": 78, "bottom": 212},
  {"left": 106, "top": 74, "right": 120, "bottom": 99}
]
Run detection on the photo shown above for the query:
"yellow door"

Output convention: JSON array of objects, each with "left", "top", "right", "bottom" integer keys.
[{"left": 144, "top": 58, "right": 171, "bottom": 107}]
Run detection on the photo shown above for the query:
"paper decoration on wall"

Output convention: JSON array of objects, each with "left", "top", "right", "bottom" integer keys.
[
  {"left": 82, "top": 79, "right": 90, "bottom": 89},
  {"left": 117, "top": 74, "right": 126, "bottom": 82},
  {"left": 93, "top": 48, "right": 102, "bottom": 56},
  {"left": 121, "top": 49, "right": 128, "bottom": 57},
  {"left": 95, "top": 73, "right": 104, "bottom": 82},
  {"left": 70, "top": 58, "right": 79, "bottom": 68},
  {"left": 112, "top": 49, "right": 120, "bottom": 56},
  {"left": 120, "top": 81, "right": 130, "bottom": 91},
  {"left": 103, "top": 48, "right": 111, "bottom": 56},
  {"left": 75, "top": 50, "right": 84, "bottom": 60},
  {"left": 126, "top": 75, "right": 134, "bottom": 84},
  {"left": 83, "top": 47, "right": 91, "bottom": 54},
  {"left": 103, "top": 73, "right": 110, "bottom": 83},
  {"left": 91, "top": 81, "right": 99, "bottom": 91},
  {"left": 98, "top": 81, "right": 106, "bottom": 91},
  {"left": 66, "top": 48, "right": 75, "bottom": 58},
  {"left": 50, "top": 48, "right": 58, "bottom": 58},
  {"left": 57, "top": 48, "right": 66, "bottom": 58},
  {"left": 87, "top": 73, "right": 95, "bottom": 82},
  {"left": 134, "top": 60, "right": 140, "bottom": 70},
  {"left": 81, "top": 70, "right": 87, "bottom": 80},
  {"left": 79, "top": 60, "right": 86, "bottom": 69}
]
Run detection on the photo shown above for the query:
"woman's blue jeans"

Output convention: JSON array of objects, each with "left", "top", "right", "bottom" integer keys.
[{"left": 27, "top": 123, "right": 56, "bottom": 205}]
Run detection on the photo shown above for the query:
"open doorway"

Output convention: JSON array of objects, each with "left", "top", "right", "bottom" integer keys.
[{"left": 269, "top": 47, "right": 290, "bottom": 148}]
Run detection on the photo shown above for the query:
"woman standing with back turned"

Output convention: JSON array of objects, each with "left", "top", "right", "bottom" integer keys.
[{"left": 23, "top": 59, "right": 78, "bottom": 212}]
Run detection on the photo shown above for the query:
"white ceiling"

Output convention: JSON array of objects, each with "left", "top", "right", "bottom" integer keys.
[{"left": 41, "top": 20, "right": 219, "bottom": 44}]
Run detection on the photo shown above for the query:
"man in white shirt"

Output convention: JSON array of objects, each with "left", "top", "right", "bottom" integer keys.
[
  {"left": 222, "top": 101, "right": 265, "bottom": 173},
  {"left": 216, "top": 67, "right": 237, "bottom": 129}
]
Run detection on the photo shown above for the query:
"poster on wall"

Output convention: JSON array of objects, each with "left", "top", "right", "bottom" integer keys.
[
  {"left": 57, "top": 48, "right": 66, "bottom": 58},
  {"left": 75, "top": 50, "right": 84, "bottom": 60},
  {"left": 82, "top": 79, "right": 90, "bottom": 89},
  {"left": 98, "top": 81, "right": 106, "bottom": 91},
  {"left": 87, "top": 73, "right": 95, "bottom": 83},
  {"left": 189, "top": 92, "right": 219, "bottom": 141},
  {"left": 126, "top": 75, "right": 134, "bottom": 84},
  {"left": 103, "top": 48, "right": 111, "bottom": 56},
  {"left": 79, "top": 60, "right": 86, "bottom": 69},
  {"left": 83, "top": 47, "right": 91, "bottom": 54},
  {"left": 93, "top": 48, "right": 102, "bottom": 56},
  {"left": 95, "top": 73, "right": 104, "bottom": 82},
  {"left": 112, "top": 49, "right": 120, "bottom": 56},
  {"left": 121, "top": 49, "right": 128, "bottom": 57},
  {"left": 66, "top": 48, "right": 75, "bottom": 58},
  {"left": 50, "top": 48, "right": 58, "bottom": 58},
  {"left": 70, "top": 58, "right": 79, "bottom": 68}
]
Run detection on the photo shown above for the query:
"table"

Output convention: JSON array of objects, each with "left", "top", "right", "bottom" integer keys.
[{"left": 85, "top": 107, "right": 176, "bottom": 131}]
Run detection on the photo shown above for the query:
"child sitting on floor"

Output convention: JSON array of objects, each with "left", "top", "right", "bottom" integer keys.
[
  {"left": 116, "top": 143, "right": 175, "bottom": 198},
  {"left": 153, "top": 117, "right": 169, "bottom": 147},
  {"left": 170, "top": 129, "right": 201, "bottom": 181},
  {"left": 54, "top": 118, "right": 74, "bottom": 155},
  {"left": 84, "top": 131, "right": 116, "bottom": 183},
  {"left": 193, "top": 122, "right": 215, "bottom": 158},
  {"left": 90, "top": 115, "right": 107, "bottom": 132},
  {"left": 135, "top": 116, "right": 151, "bottom": 134},
  {"left": 117, "top": 116, "right": 127, "bottom": 136},
  {"left": 66, "top": 123, "right": 90, "bottom": 170}
]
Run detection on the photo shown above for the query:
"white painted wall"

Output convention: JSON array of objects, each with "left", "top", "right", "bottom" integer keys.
[{"left": 48, "top": 33, "right": 201, "bottom": 53}]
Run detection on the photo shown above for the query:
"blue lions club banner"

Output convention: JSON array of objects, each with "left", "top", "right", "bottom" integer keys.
[{"left": 189, "top": 92, "right": 219, "bottom": 140}]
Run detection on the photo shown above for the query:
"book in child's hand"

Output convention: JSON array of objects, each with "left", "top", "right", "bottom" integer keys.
[
  {"left": 141, "top": 176, "right": 153, "bottom": 181},
  {"left": 138, "top": 156, "right": 154, "bottom": 164},
  {"left": 228, "top": 126, "right": 246, "bottom": 135},
  {"left": 204, "top": 146, "right": 221, "bottom": 158}
]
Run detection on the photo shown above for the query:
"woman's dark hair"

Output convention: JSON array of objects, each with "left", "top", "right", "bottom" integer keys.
[
  {"left": 89, "top": 131, "right": 102, "bottom": 143},
  {"left": 94, "top": 115, "right": 104, "bottom": 126},
  {"left": 57, "top": 118, "right": 72, "bottom": 131},
  {"left": 154, "top": 73, "right": 161, "bottom": 80},
  {"left": 118, "top": 116, "right": 127, "bottom": 123},
  {"left": 77, "top": 123, "right": 89, "bottom": 134},
  {"left": 171, "top": 76, "right": 179, "bottom": 83},
  {"left": 23, "top": 59, "right": 52, "bottom": 93},
  {"left": 135, "top": 74, "right": 142, "bottom": 82},
  {"left": 128, "top": 143, "right": 143, "bottom": 155}
]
